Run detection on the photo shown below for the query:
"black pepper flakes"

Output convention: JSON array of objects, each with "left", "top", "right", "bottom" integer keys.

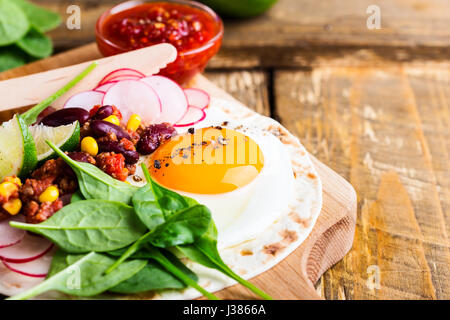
[
  {"left": 154, "top": 160, "right": 161, "bottom": 169},
  {"left": 188, "top": 127, "right": 195, "bottom": 134}
]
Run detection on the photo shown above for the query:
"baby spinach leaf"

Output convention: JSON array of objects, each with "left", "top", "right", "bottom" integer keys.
[
  {"left": 0, "top": 0, "right": 29, "bottom": 46},
  {"left": 7, "top": 252, "right": 147, "bottom": 300},
  {"left": 141, "top": 163, "right": 190, "bottom": 218},
  {"left": 48, "top": 141, "right": 138, "bottom": 205},
  {"left": 106, "top": 204, "right": 210, "bottom": 273},
  {"left": 21, "top": 62, "right": 97, "bottom": 125},
  {"left": 178, "top": 221, "right": 273, "bottom": 300},
  {"left": 149, "top": 204, "right": 211, "bottom": 248},
  {"left": 109, "top": 246, "right": 198, "bottom": 281},
  {"left": 132, "top": 183, "right": 165, "bottom": 230},
  {"left": 13, "top": 0, "right": 61, "bottom": 33},
  {"left": 70, "top": 190, "right": 84, "bottom": 203},
  {"left": 16, "top": 27, "right": 52, "bottom": 58},
  {"left": 0, "top": 46, "right": 27, "bottom": 72},
  {"left": 46, "top": 249, "right": 70, "bottom": 278},
  {"left": 109, "top": 248, "right": 197, "bottom": 293},
  {"left": 10, "top": 199, "right": 147, "bottom": 253}
]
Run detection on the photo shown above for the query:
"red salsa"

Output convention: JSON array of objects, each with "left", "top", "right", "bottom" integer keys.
[{"left": 96, "top": 1, "right": 223, "bottom": 84}]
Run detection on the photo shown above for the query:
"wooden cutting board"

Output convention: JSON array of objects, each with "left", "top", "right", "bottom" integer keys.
[{"left": 0, "top": 43, "right": 357, "bottom": 300}]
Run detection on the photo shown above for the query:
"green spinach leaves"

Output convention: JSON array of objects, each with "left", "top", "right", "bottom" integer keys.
[
  {"left": 48, "top": 141, "right": 138, "bottom": 204},
  {"left": 0, "top": 0, "right": 60, "bottom": 71},
  {"left": 9, "top": 199, "right": 147, "bottom": 253},
  {"left": 8, "top": 252, "right": 147, "bottom": 300}
]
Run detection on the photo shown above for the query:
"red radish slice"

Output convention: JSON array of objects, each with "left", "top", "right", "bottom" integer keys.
[
  {"left": 98, "top": 68, "right": 145, "bottom": 86},
  {"left": 0, "top": 216, "right": 26, "bottom": 249},
  {"left": 102, "top": 80, "right": 161, "bottom": 123},
  {"left": 2, "top": 248, "right": 55, "bottom": 278},
  {"left": 63, "top": 90, "right": 104, "bottom": 110},
  {"left": 94, "top": 81, "right": 117, "bottom": 93},
  {"left": 0, "top": 233, "right": 53, "bottom": 263},
  {"left": 0, "top": 261, "right": 45, "bottom": 295},
  {"left": 140, "top": 75, "right": 188, "bottom": 124},
  {"left": 184, "top": 88, "right": 210, "bottom": 110},
  {"left": 174, "top": 106, "right": 206, "bottom": 127}
]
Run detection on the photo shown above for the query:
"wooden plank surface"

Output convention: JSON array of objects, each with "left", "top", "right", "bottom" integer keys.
[
  {"left": 275, "top": 66, "right": 450, "bottom": 299},
  {"left": 36, "top": 0, "right": 450, "bottom": 67}
]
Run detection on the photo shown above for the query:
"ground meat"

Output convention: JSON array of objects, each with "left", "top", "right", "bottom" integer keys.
[
  {"left": 96, "top": 152, "right": 128, "bottom": 181},
  {"left": 80, "top": 120, "right": 92, "bottom": 139},
  {"left": 20, "top": 178, "right": 54, "bottom": 203},
  {"left": 31, "top": 158, "right": 64, "bottom": 181},
  {"left": 23, "top": 200, "right": 63, "bottom": 224}
]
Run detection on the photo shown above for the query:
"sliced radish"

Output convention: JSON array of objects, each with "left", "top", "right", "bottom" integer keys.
[
  {"left": 140, "top": 75, "right": 188, "bottom": 124},
  {"left": 94, "top": 81, "right": 117, "bottom": 93},
  {"left": 0, "top": 233, "right": 53, "bottom": 263},
  {"left": 184, "top": 88, "right": 210, "bottom": 110},
  {"left": 102, "top": 80, "right": 162, "bottom": 124},
  {"left": 2, "top": 248, "right": 55, "bottom": 278},
  {"left": 0, "top": 216, "right": 26, "bottom": 249},
  {"left": 98, "top": 68, "right": 145, "bottom": 86},
  {"left": 63, "top": 90, "right": 104, "bottom": 111},
  {"left": 0, "top": 261, "right": 45, "bottom": 295},
  {"left": 174, "top": 106, "right": 206, "bottom": 127}
]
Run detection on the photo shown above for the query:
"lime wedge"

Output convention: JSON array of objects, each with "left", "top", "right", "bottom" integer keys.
[
  {"left": 0, "top": 114, "right": 38, "bottom": 180},
  {"left": 29, "top": 121, "right": 80, "bottom": 163}
]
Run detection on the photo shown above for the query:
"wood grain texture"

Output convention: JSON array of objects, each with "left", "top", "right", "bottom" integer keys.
[
  {"left": 0, "top": 44, "right": 357, "bottom": 300},
  {"left": 34, "top": 0, "right": 450, "bottom": 67},
  {"left": 275, "top": 66, "right": 450, "bottom": 299}
]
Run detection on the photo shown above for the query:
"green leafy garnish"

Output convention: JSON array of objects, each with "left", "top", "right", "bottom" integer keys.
[
  {"left": 47, "top": 140, "right": 138, "bottom": 204},
  {"left": 109, "top": 248, "right": 197, "bottom": 293},
  {"left": 16, "top": 27, "right": 52, "bottom": 58},
  {"left": 9, "top": 199, "right": 147, "bottom": 253},
  {"left": 0, "top": 0, "right": 29, "bottom": 46},
  {"left": 178, "top": 222, "right": 274, "bottom": 300},
  {"left": 0, "top": 46, "right": 27, "bottom": 71},
  {"left": 13, "top": 0, "right": 61, "bottom": 33},
  {"left": 8, "top": 252, "right": 147, "bottom": 300},
  {"left": 0, "top": 0, "right": 61, "bottom": 71}
]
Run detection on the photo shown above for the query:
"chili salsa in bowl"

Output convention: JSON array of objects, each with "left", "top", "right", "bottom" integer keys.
[{"left": 96, "top": 0, "right": 223, "bottom": 84}]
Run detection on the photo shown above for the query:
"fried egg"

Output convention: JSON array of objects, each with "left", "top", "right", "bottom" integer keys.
[{"left": 131, "top": 107, "right": 296, "bottom": 249}]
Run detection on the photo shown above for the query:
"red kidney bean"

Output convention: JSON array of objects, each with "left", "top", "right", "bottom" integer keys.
[
  {"left": 98, "top": 140, "right": 139, "bottom": 164},
  {"left": 90, "top": 120, "right": 131, "bottom": 140},
  {"left": 91, "top": 105, "right": 114, "bottom": 120},
  {"left": 137, "top": 123, "right": 176, "bottom": 155},
  {"left": 34, "top": 106, "right": 56, "bottom": 125},
  {"left": 40, "top": 108, "right": 89, "bottom": 127}
]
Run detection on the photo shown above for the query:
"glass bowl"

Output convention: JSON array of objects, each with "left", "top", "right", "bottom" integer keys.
[{"left": 96, "top": 0, "right": 223, "bottom": 84}]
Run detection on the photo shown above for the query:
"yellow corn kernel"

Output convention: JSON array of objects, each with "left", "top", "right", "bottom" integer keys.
[
  {"left": 0, "top": 181, "right": 18, "bottom": 198},
  {"left": 4, "top": 176, "right": 22, "bottom": 187},
  {"left": 104, "top": 115, "right": 120, "bottom": 126},
  {"left": 127, "top": 114, "right": 142, "bottom": 131},
  {"left": 39, "top": 186, "right": 59, "bottom": 203},
  {"left": 3, "top": 198, "right": 22, "bottom": 215},
  {"left": 81, "top": 136, "right": 98, "bottom": 156}
]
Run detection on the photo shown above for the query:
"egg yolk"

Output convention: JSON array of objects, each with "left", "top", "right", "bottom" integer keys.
[{"left": 149, "top": 127, "right": 264, "bottom": 194}]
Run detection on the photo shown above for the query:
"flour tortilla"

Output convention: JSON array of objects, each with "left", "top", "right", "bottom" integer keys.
[{"left": 0, "top": 96, "right": 322, "bottom": 299}]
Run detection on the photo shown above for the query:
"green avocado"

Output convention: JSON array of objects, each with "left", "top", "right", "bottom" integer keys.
[{"left": 200, "top": 0, "right": 278, "bottom": 18}]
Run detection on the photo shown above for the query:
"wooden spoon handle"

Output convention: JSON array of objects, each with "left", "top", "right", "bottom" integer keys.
[{"left": 0, "top": 43, "right": 177, "bottom": 112}]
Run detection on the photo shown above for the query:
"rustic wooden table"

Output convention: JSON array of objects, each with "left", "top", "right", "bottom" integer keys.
[{"left": 9, "top": 0, "right": 450, "bottom": 299}]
